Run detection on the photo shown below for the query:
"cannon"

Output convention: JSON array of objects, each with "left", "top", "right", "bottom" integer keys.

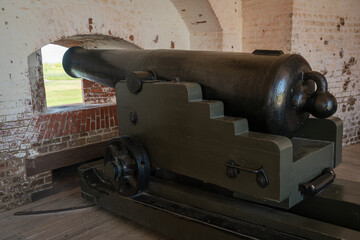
[
  {"left": 63, "top": 47, "right": 360, "bottom": 239},
  {"left": 63, "top": 47, "right": 337, "bottom": 137}
]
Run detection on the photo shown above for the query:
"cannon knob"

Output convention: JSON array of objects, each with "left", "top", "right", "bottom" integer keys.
[
  {"left": 126, "top": 70, "right": 156, "bottom": 94},
  {"left": 300, "top": 71, "right": 337, "bottom": 118}
]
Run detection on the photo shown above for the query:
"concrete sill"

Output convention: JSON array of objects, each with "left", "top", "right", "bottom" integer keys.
[{"left": 45, "top": 103, "right": 115, "bottom": 114}]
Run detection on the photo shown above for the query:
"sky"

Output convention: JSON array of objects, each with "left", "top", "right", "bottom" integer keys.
[{"left": 41, "top": 44, "right": 68, "bottom": 63}]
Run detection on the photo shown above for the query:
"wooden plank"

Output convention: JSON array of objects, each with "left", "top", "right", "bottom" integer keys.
[
  {"left": 0, "top": 189, "right": 89, "bottom": 239},
  {"left": 26, "top": 140, "right": 110, "bottom": 176},
  {"left": 70, "top": 218, "right": 136, "bottom": 240},
  {"left": 47, "top": 212, "right": 120, "bottom": 240},
  {"left": 336, "top": 143, "right": 360, "bottom": 183},
  {"left": 24, "top": 208, "right": 108, "bottom": 240},
  {"left": 0, "top": 186, "right": 166, "bottom": 240},
  {"left": 0, "top": 188, "right": 81, "bottom": 221}
]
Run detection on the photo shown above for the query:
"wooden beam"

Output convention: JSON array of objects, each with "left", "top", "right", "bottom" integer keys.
[{"left": 26, "top": 140, "right": 109, "bottom": 176}]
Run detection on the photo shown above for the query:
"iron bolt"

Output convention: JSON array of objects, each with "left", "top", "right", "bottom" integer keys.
[
  {"left": 129, "top": 112, "right": 138, "bottom": 125},
  {"left": 227, "top": 167, "right": 238, "bottom": 178},
  {"left": 256, "top": 172, "right": 269, "bottom": 188}
]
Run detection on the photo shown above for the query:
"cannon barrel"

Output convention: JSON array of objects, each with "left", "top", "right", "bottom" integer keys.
[{"left": 63, "top": 47, "right": 337, "bottom": 136}]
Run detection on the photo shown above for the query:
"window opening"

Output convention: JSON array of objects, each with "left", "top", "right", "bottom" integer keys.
[{"left": 41, "top": 44, "right": 82, "bottom": 107}]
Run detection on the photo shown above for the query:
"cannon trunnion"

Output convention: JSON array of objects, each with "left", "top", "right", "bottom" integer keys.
[{"left": 63, "top": 48, "right": 360, "bottom": 239}]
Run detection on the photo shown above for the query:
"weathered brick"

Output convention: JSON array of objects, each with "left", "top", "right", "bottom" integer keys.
[
  {"left": 37, "top": 146, "right": 48, "bottom": 154},
  {"left": 13, "top": 192, "right": 24, "bottom": 199},
  {"left": 71, "top": 133, "right": 80, "bottom": 140},
  {"left": 2, "top": 196, "right": 12, "bottom": 203},
  {"left": 82, "top": 80, "right": 115, "bottom": 104},
  {"left": 89, "top": 130, "right": 97, "bottom": 136},
  {"left": 43, "top": 138, "right": 61, "bottom": 145},
  {"left": 48, "top": 142, "right": 68, "bottom": 152},
  {"left": 12, "top": 176, "right": 21, "bottom": 183},
  {"left": 44, "top": 176, "right": 53, "bottom": 184},
  {"left": 30, "top": 178, "right": 44, "bottom": 187},
  {"left": 87, "top": 135, "right": 102, "bottom": 143},
  {"left": 69, "top": 138, "right": 86, "bottom": 147},
  {"left": 6, "top": 166, "right": 25, "bottom": 177},
  {"left": 0, "top": 161, "right": 8, "bottom": 169},
  {"left": 0, "top": 189, "right": 5, "bottom": 197},
  {"left": 80, "top": 132, "right": 89, "bottom": 137},
  {"left": 103, "top": 132, "right": 118, "bottom": 140},
  {"left": 62, "top": 136, "right": 71, "bottom": 142},
  {"left": 9, "top": 183, "right": 28, "bottom": 193},
  {"left": 36, "top": 172, "right": 51, "bottom": 178},
  {"left": 0, "top": 143, "right": 9, "bottom": 151},
  {"left": 34, "top": 182, "right": 52, "bottom": 191}
]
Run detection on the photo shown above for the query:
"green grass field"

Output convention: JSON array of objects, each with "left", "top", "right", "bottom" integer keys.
[
  {"left": 43, "top": 63, "right": 83, "bottom": 106},
  {"left": 43, "top": 63, "right": 76, "bottom": 80},
  {"left": 45, "top": 80, "right": 82, "bottom": 106}
]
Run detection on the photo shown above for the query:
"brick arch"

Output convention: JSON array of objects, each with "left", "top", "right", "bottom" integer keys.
[
  {"left": 27, "top": 32, "right": 146, "bottom": 146},
  {"left": 28, "top": 34, "right": 134, "bottom": 112},
  {"left": 19, "top": 0, "right": 191, "bottom": 112},
  {"left": 21, "top": 0, "right": 190, "bottom": 56},
  {"left": 170, "top": 0, "right": 224, "bottom": 50},
  {"left": 170, "top": 0, "right": 222, "bottom": 33},
  {"left": 170, "top": 0, "right": 243, "bottom": 51},
  {"left": 53, "top": 34, "right": 141, "bottom": 49},
  {"left": 28, "top": 34, "right": 139, "bottom": 114},
  {"left": 54, "top": 35, "right": 139, "bottom": 105}
]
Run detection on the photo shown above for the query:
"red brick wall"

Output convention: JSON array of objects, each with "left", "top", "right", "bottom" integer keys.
[
  {"left": 0, "top": 47, "right": 119, "bottom": 211},
  {"left": 1, "top": 118, "right": 53, "bottom": 209},
  {"left": 0, "top": 105, "right": 118, "bottom": 210},
  {"left": 1, "top": 49, "right": 119, "bottom": 211},
  {"left": 31, "top": 105, "right": 117, "bottom": 141},
  {"left": 82, "top": 79, "right": 116, "bottom": 105}
]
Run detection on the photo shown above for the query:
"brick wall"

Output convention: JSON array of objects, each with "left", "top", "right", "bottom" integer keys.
[
  {"left": 0, "top": 119, "right": 52, "bottom": 209},
  {"left": 0, "top": 0, "right": 191, "bottom": 211},
  {"left": 0, "top": 105, "right": 118, "bottom": 210},
  {"left": 29, "top": 105, "right": 118, "bottom": 144},
  {"left": 242, "top": 0, "right": 294, "bottom": 53},
  {"left": 291, "top": 0, "right": 360, "bottom": 145},
  {"left": 82, "top": 79, "right": 116, "bottom": 105},
  {"left": 241, "top": 0, "right": 360, "bottom": 145}
]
